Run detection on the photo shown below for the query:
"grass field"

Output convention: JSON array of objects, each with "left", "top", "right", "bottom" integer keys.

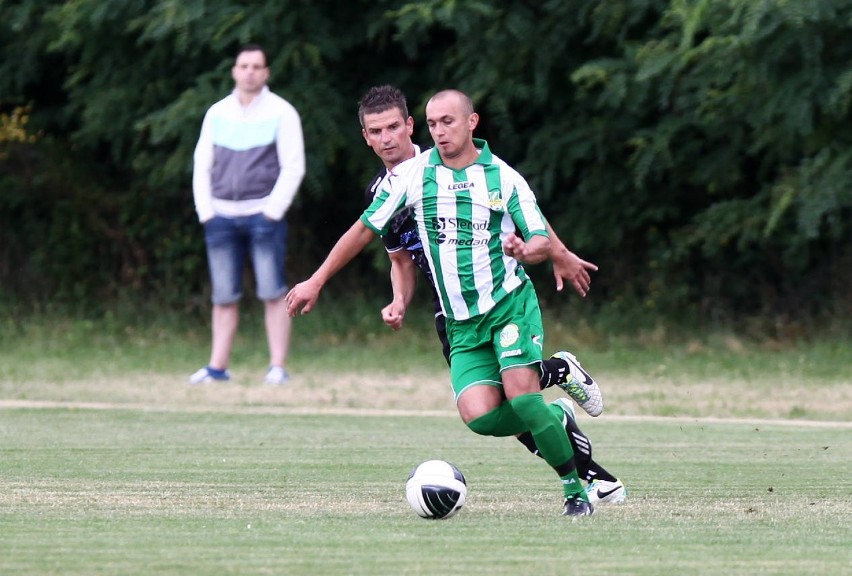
[
  {"left": 1, "top": 407, "right": 850, "bottom": 575},
  {"left": 1, "top": 309, "right": 850, "bottom": 574}
]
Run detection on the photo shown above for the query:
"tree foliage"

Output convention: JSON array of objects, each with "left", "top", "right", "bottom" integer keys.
[{"left": 1, "top": 0, "right": 850, "bottom": 328}]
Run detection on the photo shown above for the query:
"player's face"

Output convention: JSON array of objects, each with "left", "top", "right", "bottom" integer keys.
[
  {"left": 232, "top": 50, "right": 269, "bottom": 96},
  {"left": 362, "top": 109, "right": 415, "bottom": 170},
  {"left": 425, "top": 94, "right": 478, "bottom": 164}
]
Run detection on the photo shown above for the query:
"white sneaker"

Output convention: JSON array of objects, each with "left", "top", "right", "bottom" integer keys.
[
  {"left": 264, "top": 365, "right": 289, "bottom": 385},
  {"left": 551, "top": 351, "right": 604, "bottom": 417},
  {"left": 189, "top": 366, "right": 230, "bottom": 385},
  {"left": 585, "top": 479, "right": 627, "bottom": 505}
]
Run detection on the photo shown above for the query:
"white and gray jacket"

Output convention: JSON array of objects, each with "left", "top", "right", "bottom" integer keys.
[{"left": 192, "top": 86, "right": 305, "bottom": 222}]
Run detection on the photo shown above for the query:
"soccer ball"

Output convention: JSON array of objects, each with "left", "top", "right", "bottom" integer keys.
[{"left": 405, "top": 459, "right": 467, "bottom": 519}]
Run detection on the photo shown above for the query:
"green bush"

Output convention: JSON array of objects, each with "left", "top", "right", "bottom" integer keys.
[{"left": 1, "top": 0, "right": 851, "bottom": 329}]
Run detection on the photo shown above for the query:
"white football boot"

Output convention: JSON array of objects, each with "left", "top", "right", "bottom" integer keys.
[
  {"left": 585, "top": 478, "right": 628, "bottom": 505},
  {"left": 551, "top": 351, "right": 604, "bottom": 416}
]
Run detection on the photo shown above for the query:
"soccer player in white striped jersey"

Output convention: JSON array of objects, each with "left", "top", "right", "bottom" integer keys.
[
  {"left": 288, "top": 89, "right": 599, "bottom": 515},
  {"left": 359, "top": 85, "right": 625, "bottom": 505}
]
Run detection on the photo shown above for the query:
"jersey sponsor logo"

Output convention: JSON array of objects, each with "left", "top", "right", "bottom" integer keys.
[
  {"left": 448, "top": 181, "right": 475, "bottom": 191},
  {"left": 431, "top": 217, "right": 488, "bottom": 231},
  {"left": 499, "top": 323, "right": 520, "bottom": 347},
  {"left": 500, "top": 349, "right": 522, "bottom": 358},
  {"left": 435, "top": 233, "right": 488, "bottom": 246}
]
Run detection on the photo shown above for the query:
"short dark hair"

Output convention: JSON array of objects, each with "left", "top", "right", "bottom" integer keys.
[
  {"left": 236, "top": 43, "right": 269, "bottom": 67},
  {"left": 358, "top": 85, "right": 409, "bottom": 127}
]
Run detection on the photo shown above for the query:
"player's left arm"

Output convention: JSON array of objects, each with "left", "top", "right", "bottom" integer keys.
[
  {"left": 382, "top": 249, "right": 417, "bottom": 330},
  {"left": 502, "top": 181, "right": 551, "bottom": 264},
  {"left": 502, "top": 233, "right": 550, "bottom": 264}
]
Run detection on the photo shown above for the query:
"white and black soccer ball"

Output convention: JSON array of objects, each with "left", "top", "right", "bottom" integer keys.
[{"left": 405, "top": 459, "right": 467, "bottom": 519}]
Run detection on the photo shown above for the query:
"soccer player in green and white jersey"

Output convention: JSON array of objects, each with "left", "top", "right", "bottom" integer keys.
[
  {"left": 359, "top": 85, "right": 626, "bottom": 506},
  {"left": 287, "top": 89, "right": 593, "bottom": 515}
]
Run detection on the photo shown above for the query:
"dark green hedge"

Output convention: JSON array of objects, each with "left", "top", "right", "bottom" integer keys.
[{"left": 1, "top": 0, "right": 850, "bottom": 325}]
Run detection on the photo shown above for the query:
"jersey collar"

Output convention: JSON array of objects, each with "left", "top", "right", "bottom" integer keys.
[
  {"left": 472, "top": 138, "right": 492, "bottom": 164},
  {"left": 428, "top": 138, "right": 492, "bottom": 167}
]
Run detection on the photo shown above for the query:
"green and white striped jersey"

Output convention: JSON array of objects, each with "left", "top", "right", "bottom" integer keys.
[{"left": 360, "top": 139, "right": 548, "bottom": 321}]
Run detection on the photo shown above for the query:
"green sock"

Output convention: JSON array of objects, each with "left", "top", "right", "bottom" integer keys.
[
  {"left": 467, "top": 403, "right": 528, "bottom": 437},
  {"left": 509, "top": 392, "right": 585, "bottom": 498}
]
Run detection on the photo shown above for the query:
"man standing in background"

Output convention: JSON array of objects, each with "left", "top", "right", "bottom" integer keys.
[{"left": 190, "top": 44, "right": 305, "bottom": 385}]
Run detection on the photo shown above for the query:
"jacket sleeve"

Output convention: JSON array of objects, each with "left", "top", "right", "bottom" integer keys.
[
  {"left": 192, "top": 110, "right": 216, "bottom": 223},
  {"left": 263, "top": 103, "right": 306, "bottom": 220}
]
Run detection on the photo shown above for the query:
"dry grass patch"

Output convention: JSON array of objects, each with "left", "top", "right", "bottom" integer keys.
[{"left": 3, "top": 368, "right": 849, "bottom": 422}]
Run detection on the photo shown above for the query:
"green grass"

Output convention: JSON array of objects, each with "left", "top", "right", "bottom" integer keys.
[
  {"left": 3, "top": 304, "right": 849, "bottom": 420},
  {"left": 0, "top": 298, "right": 448, "bottom": 380},
  {"left": 1, "top": 408, "right": 849, "bottom": 575},
  {"left": 1, "top": 308, "right": 850, "bottom": 573},
  {"left": 1, "top": 301, "right": 850, "bottom": 385}
]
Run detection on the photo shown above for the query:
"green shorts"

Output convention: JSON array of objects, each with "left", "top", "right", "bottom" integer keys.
[{"left": 445, "top": 280, "right": 545, "bottom": 401}]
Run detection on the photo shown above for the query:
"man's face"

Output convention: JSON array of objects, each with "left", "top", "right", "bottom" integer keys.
[
  {"left": 232, "top": 50, "right": 269, "bottom": 95},
  {"left": 361, "top": 108, "right": 415, "bottom": 169},
  {"left": 425, "top": 94, "right": 476, "bottom": 162}
]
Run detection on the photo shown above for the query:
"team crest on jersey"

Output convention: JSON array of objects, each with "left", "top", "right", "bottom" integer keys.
[
  {"left": 488, "top": 188, "right": 503, "bottom": 211},
  {"left": 499, "top": 323, "right": 520, "bottom": 347}
]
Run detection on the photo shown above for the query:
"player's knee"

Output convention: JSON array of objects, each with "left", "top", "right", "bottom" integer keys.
[
  {"left": 466, "top": 412, "right": 498, "bottom": 436},
  {"left": 456, "top": 384, "right": 503, "bottom": 423}
]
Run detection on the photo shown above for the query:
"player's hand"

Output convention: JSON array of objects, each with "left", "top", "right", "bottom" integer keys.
[
  {"left": 502, "top": 233, "right": 526, "bottom": 259},
  {"left": 552, "top": 249, "right": 598, "bottom": 296},
  {"left": 285, "top": 278, "right": 322, "bottom": 316},
  {"left": 381, "top": 300, "right": 406, "bottom": 331}
]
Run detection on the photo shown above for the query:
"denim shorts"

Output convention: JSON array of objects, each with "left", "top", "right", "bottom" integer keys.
[{"left": 203, "top": 214, "right": 288, "bottom": 304}]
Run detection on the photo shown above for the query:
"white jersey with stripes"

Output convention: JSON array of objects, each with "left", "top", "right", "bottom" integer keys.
[{"left": 360, "top": 139, "right": 548, "bottom": 321}]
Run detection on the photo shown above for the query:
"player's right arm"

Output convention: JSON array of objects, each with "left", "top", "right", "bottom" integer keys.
[
  {"left": 545, "top": 221, "right": 598, "bottom": 296},
  {"left": 288, "top": 164, "right": 415, "bottom": 316},
  {"left": 285, "top": 220, "right": 376, "bottom": 316}
]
